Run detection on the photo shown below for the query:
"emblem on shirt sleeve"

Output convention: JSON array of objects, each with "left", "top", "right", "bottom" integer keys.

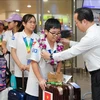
[{"left": 32, "top": 48, "right": 38, "bottom": 53}]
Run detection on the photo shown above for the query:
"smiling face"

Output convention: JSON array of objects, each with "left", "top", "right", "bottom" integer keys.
[
  {"left": 44, "top": 18, "right": 61, "bottom": 44},
  {"left": 45, "top": 28, "right": 61, "bottom": 43}
]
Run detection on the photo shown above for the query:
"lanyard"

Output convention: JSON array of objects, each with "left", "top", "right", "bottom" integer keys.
[
  {"left": 0, "top": 36, "right": 3, "bottom": 42},
  {"left": 48, "top": 49, "right": 56, "bottom": 54},
  {"left": 23, "top": 37, "right": 33, "bottom": 53},
  {"left": 48, "top": 49, "right": 57, "bottom": 71},
  {"left": 0, "top": 35, "right": 3, "bottom": 45}
]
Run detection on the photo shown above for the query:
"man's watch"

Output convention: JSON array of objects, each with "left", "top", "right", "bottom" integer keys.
[{"left": 50, "top": 53, "right": 53, "bottom": 59}]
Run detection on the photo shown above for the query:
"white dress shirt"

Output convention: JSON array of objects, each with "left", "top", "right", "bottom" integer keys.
[{"left": 53, "top": 24, "right": 100, "bottom": 72}]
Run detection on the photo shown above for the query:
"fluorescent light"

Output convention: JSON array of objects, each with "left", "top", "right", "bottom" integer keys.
[
  {"left": 43, "top": 0, "right": 48, "bottom": 2},
  {"left": 27, "top": 5, "right": 31, "bottom": 8},
  {"left": 47, "top": 10, "right": 50, "bottom": 13},
  {"left": 16, "top": 9, "right": 19, "bottom": 12}
]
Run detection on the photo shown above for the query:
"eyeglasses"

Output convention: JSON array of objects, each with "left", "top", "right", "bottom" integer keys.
[{"left": 49, "top": 31, "right": 61, "bottom": 36}]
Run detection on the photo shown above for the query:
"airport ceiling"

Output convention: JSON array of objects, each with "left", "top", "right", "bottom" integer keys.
[{"left": 0, "top": 0, "right": 72, "bottom": 14}]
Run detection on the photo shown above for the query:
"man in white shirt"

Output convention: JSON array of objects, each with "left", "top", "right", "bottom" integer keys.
[{"left": 41, "top": 7, "right": 100, "bottom": 100}]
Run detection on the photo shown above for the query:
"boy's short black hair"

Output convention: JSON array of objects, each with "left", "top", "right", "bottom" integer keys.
[{"left": 44, "top": 18, "right": 61, "bottom": 31}]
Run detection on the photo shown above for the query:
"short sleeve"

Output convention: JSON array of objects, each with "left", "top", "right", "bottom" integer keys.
[
  {"left": 9, "top": 33, "right": 17, "bottom": 49},
  {"left": 3, "top": 31, "right": 8, "bottom": 41},
  {"left": 29, "top": 41, "right": 41, "bottom": 62}
]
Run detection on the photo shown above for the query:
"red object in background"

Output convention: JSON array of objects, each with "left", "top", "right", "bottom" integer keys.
[{"left": 43, "top": 91, "right": 53, "bottom": 100}]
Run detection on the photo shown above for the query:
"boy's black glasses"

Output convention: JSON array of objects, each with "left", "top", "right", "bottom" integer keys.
[{"left": 49, "top": 31, "right": 61, "bottom": 36}]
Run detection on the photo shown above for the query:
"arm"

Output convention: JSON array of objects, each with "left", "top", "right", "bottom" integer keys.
[
  {"left": 31, "top": 60, "right": 46, "bottom": 90},
  {"left": 52, "top": 36, "right": 95, "bottom": 61},
  {"left": 2, "top": 31, "right": 9, "bottom": 54},
  {"left": 60, "top": 38, "right": 78, "bottom": 47},
  {"left": 70, "top": 40, "right": 78, "bottom": 47},
  {"left": 60, "top": 38, "right": 70, "bottom": 46},
  {"left": 28, "top": 40, "right": 46, "bottom": 90},
  {"left": 41, "top": 35, "right": 95, "bottom": 61},
  {"left": 2, "top": 41, "right": 8, "bottom": 54},
  {"left": 11, "top": 48, "right": 27, "bottom": 71}
]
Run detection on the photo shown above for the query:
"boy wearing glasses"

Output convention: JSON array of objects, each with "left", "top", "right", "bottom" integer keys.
[{"left": 25, "top": 18, "right": 64, "bottom": 100}]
